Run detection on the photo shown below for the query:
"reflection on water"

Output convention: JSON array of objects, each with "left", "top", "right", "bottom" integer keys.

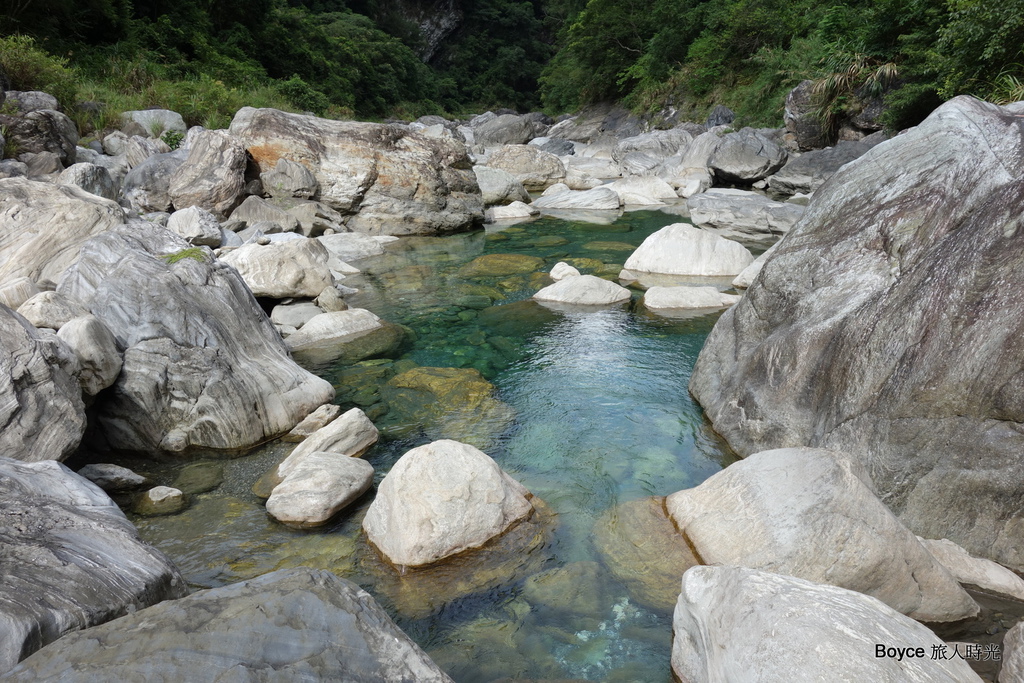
[{"left": 129, "top": 210, "right": 741, "bottom": 682}]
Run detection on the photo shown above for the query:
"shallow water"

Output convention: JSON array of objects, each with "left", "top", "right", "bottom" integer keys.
[{"left": 125, "top": 208, "right": 743, "bottom": 682}]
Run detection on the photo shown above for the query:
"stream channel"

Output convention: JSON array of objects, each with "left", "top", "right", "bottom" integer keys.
[{"left": 113, "top": 206, "right": 752, "bottom": 681}]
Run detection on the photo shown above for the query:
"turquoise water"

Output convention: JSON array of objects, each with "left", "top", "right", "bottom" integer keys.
[{"left": 130, "top": 208, "right": 739, "bottom": 682}]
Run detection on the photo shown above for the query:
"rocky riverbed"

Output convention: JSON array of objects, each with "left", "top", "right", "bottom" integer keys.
[{"left": 1, "top": 86, "right": 1023, "bottom": 682}]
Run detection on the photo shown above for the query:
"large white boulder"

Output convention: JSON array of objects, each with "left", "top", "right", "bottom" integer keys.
[
  {"left": 484, "top": 145, "right": 566, "bottom": 190},
  {"left": 472, "top": 165, "right": 530, "bottom": 206},
  {"left": 666, "top": 448, "right": 979, "bottom": 622},
  {"left": 672, "top": 566, "right": 983, "bottom": 683},
  {"left": 363, "top": 439, "right": 534, "bottom": 567},
  {"left": 55, "top": 315, "right": 122, "bottom": 396},
  {"left": 622, "top": 223, "right": 754, "bottom": 276}
]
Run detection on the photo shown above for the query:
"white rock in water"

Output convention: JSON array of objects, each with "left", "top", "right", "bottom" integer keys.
[
  {"left": 487, "top": 201, "right": 538, "bottom": 221},
  {"left": 623, "top": 223, "right": 753, "bottom": 276},
  {"left": 672, "top": 566, "right": 983, "bottom": 683},
  {"left": 643, "top": 285, "right": 741, "bottom": 310},
  {"left": 363, "top": 439, "right": 534, "bottom": 567},
  {"left": 278, "top": 407, "right": 379, "bottom": 478},
  {"left": 533, "top": 274, "right": 631, "bottom": 306},
  {"left": 266, "top": 451, "right": 374, "bottom": 528},
  {"left": 282, "top": 403, "right": 342, "bottom": 442},
  {"left": 606, "top": 176, "right": 677, "bottom": 203},
  {"left": 549, "top": 261, "right": 580, "bottom": 281},
  {"left": 666, "top": 448, "right": 979, "bottom": 623},
  {"left": 285, "top": 308, "right": 384, "bottom": 354},
  {"left": 133, "top": 486, "right": 186, "bottom": 516}
]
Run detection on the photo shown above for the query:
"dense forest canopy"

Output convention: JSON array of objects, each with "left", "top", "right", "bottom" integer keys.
[{"left": 2, "top": 0, "right": 1023, "bottom": 131}]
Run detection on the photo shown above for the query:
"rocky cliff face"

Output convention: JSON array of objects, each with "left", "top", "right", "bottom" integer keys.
[
  {"left": 393, "top": 0, "right": 463, "bottom": 62},
  {"left": 689, "top": 96, "right": 1024, "bottom": 571}
]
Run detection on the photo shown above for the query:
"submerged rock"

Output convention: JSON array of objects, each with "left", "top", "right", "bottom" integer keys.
[
  {"left": 2, "top": 568, "right": 453, "bottom": 682},
  {"left": 0, "top": 458, "right": 186, "bottom": 673},
  {"left": 363, "top": 439, "right": 534, "bottom": 568},
  {"left": 57, "top": 223, "right": 333, "bottom": 453},
  {"left": 285, "top": 309, "right": 404, "bottom": 365},
  {"left": 460, "top": 253, "right": 545, "bottom": 278},
  {"left": 133, "top": 486, "right": 187, "bottom": 516},
  {"left": 667, "top": 448, "right": 978, "bottom": 622},
  {"left": 672, "top": 566, "right": 982, "bottom": 683},
  {"left": 380, "top": 366, "right": 515, "bottom": 449},
  {"left": 689, "top": 96, "right": 1024, "bottom": 571}
]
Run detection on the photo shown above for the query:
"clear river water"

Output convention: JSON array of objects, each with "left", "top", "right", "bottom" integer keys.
[{"left": 124, "top": 207, "right": 745, "bottom": 682}]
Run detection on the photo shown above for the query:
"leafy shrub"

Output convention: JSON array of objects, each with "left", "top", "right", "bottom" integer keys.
[{"left": 0, "top": 35, "right": 78, "bottom": 110}]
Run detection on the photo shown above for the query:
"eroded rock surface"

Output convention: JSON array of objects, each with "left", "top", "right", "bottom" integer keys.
[{"left": 689, "top": 97, "right": 1024, "bottom": 571}]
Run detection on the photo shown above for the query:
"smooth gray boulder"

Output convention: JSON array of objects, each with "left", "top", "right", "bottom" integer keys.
[
  {"left": 612, "top": 128, "right": 694, "bottom": 163},
  {"left": 486, "top": 200, "right": 538, "bottom": 221},
  {"left": 56, "top": 314, "right": 122, "bottom": 396},
  {"left": 533, "top": 274, "right": 631, "bottom": 306},
  {"left": 705, "top": 104, "right": 735, "bottom": 127},
  {"left": 261, "top": 157, "right": 318, "bottom": 199},
  {"left": 472, "top": 165, "right": 530, "bottom": 206},
  {"left": 709, "top": 127, "right": 788, "bottom": 182},
  {"left": 220, "top": 239, "right": 335, "bottom": 299},
  {"left": 919, "top": 537, "right": 1024, "bottom": 602},
  {"left": 270, "top": 301, "right": 322, "bottom": 330},
  {"left": 622, "top": 223, "right": 753, "bottom": 277},
  {"left": 2, "top": 568, "right": 453, "bottom": 682},
  {"left": 484, "top": 144, "right": 566, "bottom": 190},
  {"left": 123, "top": 135, "right": 172, "bottom": 169},
  {"left": 168, "top": 129, "right": 247, "bottom": 218},
  {"left": 0, "top": 304, "right": 85, "bottom": 462},
  {"left": 667, "top": 448, "right": 978, "bottom": 622},
  {"left": 230, "top": 108, "right": 482, "bottom": 236},
  {"left": 689, "top": 96, "right": 1024, "bottom": 571},
  {"left": 76, "top": 463, "right": 148, "bottom": 492},
  {"left": 784, "top": 80, "right": 826, "bottom": 150},
  {"left": 767, "top": 135, "right": 886, "bottom": 198},
  {"left": 688, "top": 188, "right": 805, "bottom": 241},
  {"left": 0, "top": 178, "right": 126, "bottom": 287},
  {"left": 56, "top": 163, "right": 117, "bottom": 201},
  {"left": 121, "top": 149, "right": 187, "bottom": 214},
  {"left": 0, "top": 458, "right": 186, "bottom": 673},
  {"left": 166, "top": 206, "right": 222, "bottom": 247},
  {"left": 672, "top": 566, "right": 982, "bottom": 683},
  {"left": 267, "top": 452, "right": 374, "bottom": 527},
  {"left": 56, "top": 223, "right": 333, "bottom": 453},
  {"left": 363, "top": 439, "right": 534, "bottom": 568}
]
